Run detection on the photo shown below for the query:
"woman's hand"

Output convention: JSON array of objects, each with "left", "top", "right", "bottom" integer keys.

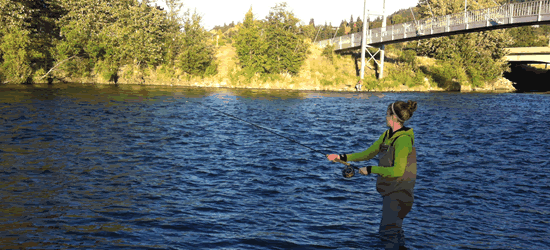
[
  {"left": 359, "top": 167, "right": 370, "bottom": 175},
  {"left": 326, "top": 154, "right": 340, "bottom": 161}
]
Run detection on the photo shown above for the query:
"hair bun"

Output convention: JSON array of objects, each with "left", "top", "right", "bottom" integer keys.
[{"left": 407, "top": 100, "right": 417, "bottom": 113}]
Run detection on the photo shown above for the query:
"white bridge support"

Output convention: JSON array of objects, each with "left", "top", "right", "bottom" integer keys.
[
  {"left": 360, "top": 0, "right": 367, "bottom": 80},
  {"left": 360, "top": 0, "right": 387, "bottom": 80},
  {"left": 380, "top": 0, "right": 387, "bottom": 79}
]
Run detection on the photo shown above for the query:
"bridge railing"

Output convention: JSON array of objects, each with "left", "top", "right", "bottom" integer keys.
[{"left": 318, "top": 0, "right": 550, "bottom": 50}]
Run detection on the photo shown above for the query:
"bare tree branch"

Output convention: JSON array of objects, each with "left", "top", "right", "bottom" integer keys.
[{"left": 39, "top": 55, "right": 78, "bottom": 80}]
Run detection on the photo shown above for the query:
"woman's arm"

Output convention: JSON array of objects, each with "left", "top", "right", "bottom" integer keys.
[
  {"left": 371, "top": 135, "right": 412, "bottom": 177},
  {"left": 345, "top": 131, "right": 387, "bottom": 162}
]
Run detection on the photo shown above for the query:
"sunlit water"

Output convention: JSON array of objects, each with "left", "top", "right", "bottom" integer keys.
[{"left": 1, "top": 84, "right": 549, "bottom": 249}]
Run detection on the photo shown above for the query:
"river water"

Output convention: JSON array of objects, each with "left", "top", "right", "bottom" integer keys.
[{"left": 1, "top": 84, "right": 549, "bottom": 249}]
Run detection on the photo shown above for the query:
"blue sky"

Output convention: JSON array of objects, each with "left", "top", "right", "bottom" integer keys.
[{"left": 154, "top": 0, "right": 420, "bottom": 30}]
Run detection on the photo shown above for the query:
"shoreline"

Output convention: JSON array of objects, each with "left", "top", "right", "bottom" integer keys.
[
  {"left": 27, "top": 44, "right": 518, "bottom": 93},
  {"left": 10, "top": 80, "right": 519, "bottom": 94}
]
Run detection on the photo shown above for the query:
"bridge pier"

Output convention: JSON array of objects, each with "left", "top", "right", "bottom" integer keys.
[{"left": 379, "top": 45, "right": 385, "bottom": 79}]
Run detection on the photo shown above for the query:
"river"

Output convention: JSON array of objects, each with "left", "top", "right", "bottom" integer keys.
[{"left": 1, "top": 84, "right": 549, "bottom": 249}]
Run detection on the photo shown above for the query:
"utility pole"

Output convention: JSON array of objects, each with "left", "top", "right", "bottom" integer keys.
[
  {"left": 379, "top": 0, "right": 386, "bottom": 79},
  {"left": 360, "top": 0, "right": 368, "bottom": 80}
]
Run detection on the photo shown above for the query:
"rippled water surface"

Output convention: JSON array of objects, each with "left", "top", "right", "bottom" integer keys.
[{"left": 1, "top": 84, "right": 549, "bottom": 249}]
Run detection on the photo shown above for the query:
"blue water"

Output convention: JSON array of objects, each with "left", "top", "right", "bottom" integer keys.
[{"left": 1, "top": 84, "right": 549, "bottom": 249}]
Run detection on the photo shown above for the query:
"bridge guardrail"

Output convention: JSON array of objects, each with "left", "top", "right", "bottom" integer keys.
[{"left": 319, "top": 0, "right": 550, "bottom": 50}]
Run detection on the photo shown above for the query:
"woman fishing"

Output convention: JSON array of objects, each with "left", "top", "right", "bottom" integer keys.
[{"left": 327, "top": 100, "right": 418, "bottom": 250}]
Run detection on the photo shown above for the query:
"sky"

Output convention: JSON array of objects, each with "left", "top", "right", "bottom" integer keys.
[{"left": 154, "top": 0, "right": 420, "bottom": 30}]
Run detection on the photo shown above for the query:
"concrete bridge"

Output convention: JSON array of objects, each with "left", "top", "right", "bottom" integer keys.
[{"left": 505, "top": 47, "right": 550, "bottom": 64}]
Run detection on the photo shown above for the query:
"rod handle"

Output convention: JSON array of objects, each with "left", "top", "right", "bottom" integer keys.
[{"left": 332, "top": 158, "right": 351, "bottom": 166}]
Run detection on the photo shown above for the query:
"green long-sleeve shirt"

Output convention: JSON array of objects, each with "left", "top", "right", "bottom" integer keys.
[{"left": 346, "top": 127, "right": 415, "bottom": 178}]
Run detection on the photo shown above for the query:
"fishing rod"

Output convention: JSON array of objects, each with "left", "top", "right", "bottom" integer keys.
[{"left": 188, "top": 100, "right": 360, "bottom": 178}]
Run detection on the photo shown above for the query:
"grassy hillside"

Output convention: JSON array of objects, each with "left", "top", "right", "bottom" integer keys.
[{"left": 65, "top": 42, "right": 514, "bottom": 92}]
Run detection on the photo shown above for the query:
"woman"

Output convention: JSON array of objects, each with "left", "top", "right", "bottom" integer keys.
[{"left": 327, "top": 100, "right": 418, "bottom": 250}]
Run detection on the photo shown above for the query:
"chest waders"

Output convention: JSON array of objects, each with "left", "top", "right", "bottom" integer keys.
[
  {"left": 377, "top": 132, "right": 417, "bottom": 250},
  {"left": 376, "top": 134, "right": 417, "bottom": 197}
]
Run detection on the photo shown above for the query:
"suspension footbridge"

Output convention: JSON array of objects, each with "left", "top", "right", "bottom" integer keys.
[{"left": 318, "top": 0, "right": 550, "bottom": 79}]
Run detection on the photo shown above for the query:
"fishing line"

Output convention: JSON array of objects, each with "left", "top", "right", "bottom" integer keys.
[
  {"left": 187, "top": 99, "right": 360, "bottom": 177},
  {"left": 190, "top": 100, "right": 327, "bottom": 155}
]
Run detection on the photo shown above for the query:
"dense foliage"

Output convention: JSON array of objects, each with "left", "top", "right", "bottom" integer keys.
[
  {"left": 234, "top": 4, "right": 309, "bottom": 76},
  {"left": 0, "top": 0, "right": 216, "bottom": 84},
  {"left": 507, "top": 25, "right": 550, "bottom": 47},
  {"left": 412, "top": 0, "right": 513, "bottom": 87},
  {"left": 0, "top": 0, "right": 62, "bottom": 83}
]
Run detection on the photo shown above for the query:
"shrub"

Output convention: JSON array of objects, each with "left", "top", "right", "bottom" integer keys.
[
  {"left": 0, "top": 27, "right": 33, "bottom": 84},
  {"left": 399, "top": 50, "right": 417, "bottom": 67},
  {"left": 320, "top": 78, "right": 333, "bottom": 86},
  {"left": 322, "top": 44, "right": 335, "bottom": 63}
]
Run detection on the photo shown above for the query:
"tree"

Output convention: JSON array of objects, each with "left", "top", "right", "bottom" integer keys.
[
  {"left": 263, "top": 3, "right": 309, "bottom": 75},
  {"left": 177, "top": 10, "right": 216, "bottom": 76},
  {"left": 415, "top": 0, "right": 512, "bottom": 86},
  {"left": 0, "top": 0, "right": 217, "bottom": 84},
  {"left": 392, "top": 14, "right": 404, "bottom": 25},
  {"left": 507, "top": 26, "right": 550, "bottom": 47},
  {"left": 234, "top": 3, "right": 309, "bottom": 76},
  {"left": 0, "top": 0, "right": 62, "bottom": 83},
  {"left": 234, "top": 7, "right": 267, "bottom": 74},
  {"left": 0, "top": 26, "right": 33, "bottom": 83},
  {"left": 302, "top": 20, "right": 317, "bottom": 42},
  {"left": 56, "top": 0, "right": 147, "bottom": 79},
  {"left": 355, "top": 17, "right": 363, "bottom": 33},
  {"left": 336, "top": 20, "right": 348, "bottom": 36}
]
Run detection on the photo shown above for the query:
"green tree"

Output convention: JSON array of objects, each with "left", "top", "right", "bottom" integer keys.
[
  {"left": 234, "top": 8, "right": 267, "bottom": 74},
  {"left": 234, "top": 3, "right": 309, "bottom": 76},
  {"left": 392, "top": 14, "right": 404, "bottom": 25},
  {"left": 303, "top": 20, "right": 317, "bottom": 42},
  {"left": 177, "top": 10, "right": 216, "bottom": 76},
  {"left": 508, "top": 26, "right": 549, "bottom": 47},
  {"left": 415, "top": 0, "right": 512, "bottom": 87},
  {"left": 336, "top": 20, "right": 347, "bottom": 36},
  {"left": 263, "top": 3, "right": 309, "bottom": 75},
  {"left": 0, "top": 0, "right": 62, "bottom": 83},
  {"left": 0, "top": 26, "right": 33, "bottom": 83},
  {"left": 355, "top": 17, "right": 363, "bottom": 33},
  {"left": 54, "top": 0, "right": 216, "bottom": 80}
]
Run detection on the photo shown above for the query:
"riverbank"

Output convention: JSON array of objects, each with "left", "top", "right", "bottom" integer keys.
[{"left": 49, "top": 43, "right": 516, "bottom": 93}]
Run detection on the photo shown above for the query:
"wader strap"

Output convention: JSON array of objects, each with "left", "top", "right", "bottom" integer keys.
[{"left": 390, "top": 135, "right": 414, "bottom": 147}]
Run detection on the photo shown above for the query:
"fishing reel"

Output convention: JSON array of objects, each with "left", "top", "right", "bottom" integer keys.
[
  {"left": 342, "top": 165, "right": 356, "bottom": 178},
  {"left": 331, "top": 157, "right": 357, "bottom": 178}
]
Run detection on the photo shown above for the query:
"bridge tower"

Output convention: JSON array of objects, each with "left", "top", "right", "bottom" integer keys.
[
  {"left": 380, "top": 0, "right": 387, "bottom": 79},
  {"left": 360, "top": 0, "right": 387, "bottom": 80}
]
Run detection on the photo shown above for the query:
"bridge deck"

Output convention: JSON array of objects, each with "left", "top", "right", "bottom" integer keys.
[
  {"left": 319, "top": 0, "right": 550, "bottom": 52},
  {"left": 505, "top": 47, "right": 550, "bottom": 64}
]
